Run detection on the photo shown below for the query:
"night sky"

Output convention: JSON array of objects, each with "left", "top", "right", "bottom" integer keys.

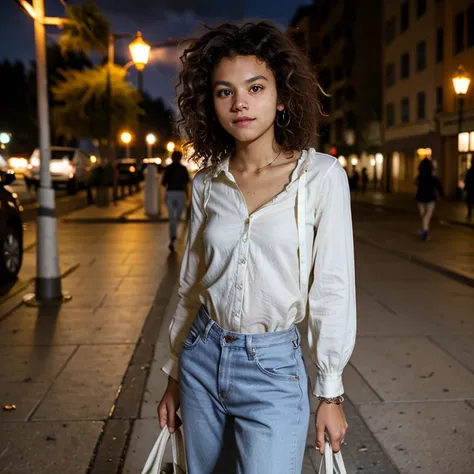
[{"left": 0, "top": 0, "right": 312, "bottom": 107}]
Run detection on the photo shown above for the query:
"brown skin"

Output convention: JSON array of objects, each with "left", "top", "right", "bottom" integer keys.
[{"left": 158, "top": 55, "right": 349, "bottom": 454}]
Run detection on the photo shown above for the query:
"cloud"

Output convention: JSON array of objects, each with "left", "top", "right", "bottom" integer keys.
[{"left": 96, "top": 0, "right": 245, "bottom": 23}]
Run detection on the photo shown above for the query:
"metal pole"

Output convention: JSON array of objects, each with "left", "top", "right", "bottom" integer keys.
[
  {"left": 126, "top": 144, "right": 130, "bottom": 158},
  {"left": 26, "top": 0, "right": 65, "bottom": 303},
  {"left": 107, "top": 35, "right": 118, "bottom": 203},
  {"left": 147, "top": 143, "right": 152, "bottom": 158}
]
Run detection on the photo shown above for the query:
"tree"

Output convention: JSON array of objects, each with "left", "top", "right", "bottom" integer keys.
[{"left": 51, "top": 65, "right": 143, "bottom": 145}]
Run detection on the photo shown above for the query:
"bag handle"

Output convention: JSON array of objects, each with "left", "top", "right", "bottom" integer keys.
[
  {"left": 141, "top": 427, "right": 186, "bottom": 474},
  {"left": 318, "top": 441, "right": 347, "bottom": 474}
]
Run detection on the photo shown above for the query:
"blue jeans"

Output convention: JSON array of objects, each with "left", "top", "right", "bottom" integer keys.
[
  {"left": 166, "top": 190, "right": 186, "bottom": 240},
  {"left": 179, "top": 306, "right": 310, "bottom": 474}
]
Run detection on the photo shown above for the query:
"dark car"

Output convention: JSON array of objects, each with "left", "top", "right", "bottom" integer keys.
[
  {"left": 0, "top": 169, "right": 23, "bottom": 281},
  {"left": 116, "top": 158, "right": 144, "bottom": 188}
]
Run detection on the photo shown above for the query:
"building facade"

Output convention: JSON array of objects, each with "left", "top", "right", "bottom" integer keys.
[
  {"left": 382, "top": 0, "right": 474, "bottom": 197},
  {"left": 289, "top": 0, "right": 384, "bottom": 181}
]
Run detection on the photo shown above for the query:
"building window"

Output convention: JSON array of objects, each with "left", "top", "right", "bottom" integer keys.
[
  {"left": 400, "top": 1, "right": 410, "bottom": 33},
  {"left": 436, "top": 86, "right": 443, "bottom": 111},
  {"left": 416, "top": 0, "right": 426, "bottom": 18},
  {"left": 385, "top": 16, "right": 396, "bottom": 44},
  {"left": 401, "top": 97, "right": 410, "bottom": 123},
  {"left": 386, "top": 103, "right": 395, "bottom": 127},
  {"left": 468, "top": 4, "right": 474, "bottom": 47},
  {"left": 416, "top": 41, "right": 426, "bottom": 70},
  {"left": 436, "top": 28, "right": 444, "bottom": 62},
  {"left": 417, "top": 92, "right": 426, "bottom": 119},
  {"left": 454, "top": 12, "right": 465, "bottom": 54},
  {"left": 400, "top": 53, "right": 410, "bottom": 79},
  {"left": 385, "top": 62, "right": 396, "bottom": 87}
]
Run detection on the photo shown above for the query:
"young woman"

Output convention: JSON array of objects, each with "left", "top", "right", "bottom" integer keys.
[
  {"left": 158, "top": 21, "right": 356, "bottom": 473},
  {"left": 415, "top": 157, "right": 444, "bottom": 241}
]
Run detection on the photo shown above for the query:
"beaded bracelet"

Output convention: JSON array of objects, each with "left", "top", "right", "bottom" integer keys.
[{"left": 317, "top": 395, "right": 345, "bottom": 405}]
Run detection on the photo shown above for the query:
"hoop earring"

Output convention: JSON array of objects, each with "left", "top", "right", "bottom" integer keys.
[{"left": 276, "top": 109, "right": 291, "bottom": 128}]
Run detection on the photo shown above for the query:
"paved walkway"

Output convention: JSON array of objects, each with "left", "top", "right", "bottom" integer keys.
[
  {"left": 351, "top": 190, "right": 473, "bottom": 228},
  {"left": 0, "top": 192, "right": 473, "bottom": 474}
]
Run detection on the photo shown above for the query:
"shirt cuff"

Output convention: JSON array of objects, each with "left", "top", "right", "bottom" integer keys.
[
  {"left": 313, "top": 373, "right": 344, "bottom": 398},
  {"left": 161, "top": 354, "right": 179, "bottom": 382}
]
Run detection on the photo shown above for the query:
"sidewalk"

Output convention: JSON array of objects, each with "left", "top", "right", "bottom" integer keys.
[
  {"left": 1, "top": 192, "right": 473, "bottom": 473},
  {"left": 351, "top": 190, "right": 473, "bottom": 228}
]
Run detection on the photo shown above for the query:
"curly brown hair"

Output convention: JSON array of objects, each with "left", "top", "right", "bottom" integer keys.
[{"left": 176, "top": 21, "right": 322, "bottom": 167}]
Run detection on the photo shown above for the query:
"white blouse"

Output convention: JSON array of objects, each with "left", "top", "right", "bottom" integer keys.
[{"left": 162, "top": 148, "right": 356, "bottom": 398}]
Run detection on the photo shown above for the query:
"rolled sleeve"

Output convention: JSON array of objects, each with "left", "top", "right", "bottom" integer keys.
[{"left": 307, "top": 162, "right": 357, "bottom": 398}]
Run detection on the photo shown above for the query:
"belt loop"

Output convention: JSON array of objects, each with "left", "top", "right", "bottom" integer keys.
[
  {"left": 202, "top": 319, "right": 215, "bottom": 343},
  {"left": 245, "top": 335, "right": 255, "bottom": 360}
]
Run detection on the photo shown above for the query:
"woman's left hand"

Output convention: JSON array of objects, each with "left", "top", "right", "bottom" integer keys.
[{"left": 315, "top": 402, "right": 348, "bottom": 455}]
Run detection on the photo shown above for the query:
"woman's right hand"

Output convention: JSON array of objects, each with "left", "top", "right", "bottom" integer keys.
[{"left": 157, "top": 377, "right": 181, "bottom": 433}]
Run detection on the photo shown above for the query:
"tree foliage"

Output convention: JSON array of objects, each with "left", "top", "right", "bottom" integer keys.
[
  {"left": 51, "top": 65, "right": 143, "bottom": 141},
  {"left": 58, "top": 1, "right": 110, "bottom": 57}
]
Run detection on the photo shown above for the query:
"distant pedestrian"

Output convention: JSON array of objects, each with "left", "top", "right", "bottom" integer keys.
[
  {"left": 162, "top": 150, "right": 190, "bottom": 252},
  {"left": 349, "top": 167, "right": 360, "bottom": 191},
  {"left": 464, "top": 164, "right": 474, "bottom": 220},
  {"left": 361, "top": 167, "right": 369, "bottom": 193},
  {"left": 415, "top": 158, "right": 444, "bottom": 240}
]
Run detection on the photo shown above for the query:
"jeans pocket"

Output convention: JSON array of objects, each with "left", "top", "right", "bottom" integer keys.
[
  {"left": 254, "top": 342, "right": 299, "bottom": 382},
  {"left": 182, "top": 324, "right": 202, "bottom": 351}
]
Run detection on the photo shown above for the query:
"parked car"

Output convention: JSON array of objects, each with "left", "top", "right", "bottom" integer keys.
[
  {"left": 7, "top": 155, "right": 29, "bottom": 175},
  {"left": 26, "top": 147, "right": 94, "bottom": 195},
  {"left": 0, "top": 169, "right": 23, "bottom": 282},
  {"left": 116, "top": 158, "right": 144, "bottom": 187}
]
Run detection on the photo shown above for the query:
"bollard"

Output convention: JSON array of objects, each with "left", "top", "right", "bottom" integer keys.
[{"left": 145, "top": 164, "right": 159, "bottom": 217}]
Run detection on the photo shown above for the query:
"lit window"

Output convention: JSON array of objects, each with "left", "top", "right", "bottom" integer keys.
[{"left": 459, "top": 132, "right": 469, "bottom": 152}]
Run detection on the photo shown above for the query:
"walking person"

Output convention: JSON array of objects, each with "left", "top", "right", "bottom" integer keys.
[
  {"left": 157, "top": 21, "right": 356, "bottom": 474},
  {"left": 361, "top": 167, "right": 369, "bottom": 194},
  {"left": 162, "top": 150, "right": 190, "bottom": 252},
  {"left": 464, "top": 163, "right": 474, "bottom": 220},
  {"left": 415, "top": 157, "right": 444, "bottom": 241}
]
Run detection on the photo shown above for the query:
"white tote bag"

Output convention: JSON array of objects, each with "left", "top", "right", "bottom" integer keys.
[
  {"left": 141, "top": 426, "right": 187, "bottom": 474},
  {"left": 318, "top": 441, "right": 347, "bottom": 474}
]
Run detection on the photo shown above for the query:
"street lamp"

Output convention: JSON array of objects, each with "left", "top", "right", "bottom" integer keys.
[
  {"left": 166, "top": 141, "right": 176, "bottom": 153},
  {"left": 452, "top": 65, "right": 471, "bottom": 148},
  {"left": 129, "top": 31, "right": 150, "bottom": 73},
  {"left": 120, "top": 131, "right": 132, "bottom": 158},
  {"left": 146, "top": 133, "right": 156, "bottom": 158}
]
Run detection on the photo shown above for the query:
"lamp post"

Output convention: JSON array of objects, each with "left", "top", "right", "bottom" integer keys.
[
  {"left": 452, "top": 65, "right": 471, "bottom": 141},
  {"left": 18, "top": 0, "right": 71, "bottom": 305},
  {"left": 120, "top": 131, "right": 132, "bottom": 158},
  {"left": 144, "top": 132, "right": 159, "bottom": 217}
]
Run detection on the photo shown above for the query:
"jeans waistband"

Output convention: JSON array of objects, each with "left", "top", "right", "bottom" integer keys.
[{"left": 194, "top": 305, "right": 301, "bottom": 351}]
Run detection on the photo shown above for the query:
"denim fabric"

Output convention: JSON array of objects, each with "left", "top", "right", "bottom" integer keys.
[
  {"left": 179, "top": 306, "right": 311, "bottom": 474},
  {"left": 166, "top": 190, "right": 187, "bottom": 240}
]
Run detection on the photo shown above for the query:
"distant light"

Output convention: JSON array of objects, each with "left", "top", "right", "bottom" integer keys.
[
  {"left": 375, "top": 153, "right": 384, "bottom": 164},
  {"left": 120, "top": 131, "right": 132, "bottom": 144},
  {"left": 90, "top": 155, "right": 97, "bottom": 163},
  {"left": 166, "top": 141, "right": 176, "bottom": 152},
  {"left": 129, "top": 32, "right": 150, "bottom": 71},
  {"left": 165, "top": 157, "right": 173, "bottom": 165},
  {"left": 351, "top": 157, "right": 358, "bottom": 166},
  {"left": 129, "top": 166, "right": 136, "bottom": 173},
  {"left": 146, "top": 133, "right": 157, "bottom": 145},
  {"left": 458, "top": 133, "right": 470, "bottom": 152},
  {"left": 0, "top": 133, "right": 10, "bottom": 144},
  {"left": 370, "top": 158, "right": 376, "bottom": 166},
  {"left": 338, "top": 155, "right": 347, "bottom": 167}
]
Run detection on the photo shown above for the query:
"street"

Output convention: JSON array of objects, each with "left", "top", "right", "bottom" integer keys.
[{"left": 0, "top": 192, "right": 472, "bottom": 474}]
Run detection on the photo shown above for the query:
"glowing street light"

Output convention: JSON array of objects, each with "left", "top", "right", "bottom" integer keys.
[
  {"left": 0, "top": 132, "right": 11, "bottom": 145},
  {"left": 452, "top": 66, "right": 471, "bottom": 149},
  {"left": 166, "top": 141, "right": 176, "bottom": 153},
  {"left": 129, "top": 32, "right": 150, "bottom": 72},
  {"left": 146, "top": 133, "right": 157, "bottom": 158},
  {"left": 120, "top": 131, "right": 132, "bottom": 158}
]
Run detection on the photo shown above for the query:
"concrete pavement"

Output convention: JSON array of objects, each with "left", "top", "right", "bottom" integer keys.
[{"left": 0, "top": 191, "right": 473, "bottom": 473}]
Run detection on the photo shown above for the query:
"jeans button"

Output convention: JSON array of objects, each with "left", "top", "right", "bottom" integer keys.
[{"left": 224, "top": 335, "right": 233, "bottom": 343}]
